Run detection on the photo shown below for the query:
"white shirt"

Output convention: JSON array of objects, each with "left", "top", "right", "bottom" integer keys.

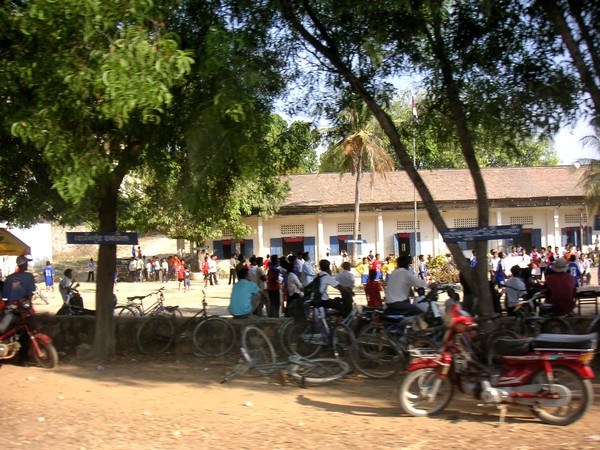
[
  {"left": 385, "top": 268, "right": 428, "bottom": 304},
  {"left": 317, "top": 272, "right": 339, "bottom": 300},
  {"left": 335, "top": 270, "right": 355, "bottom": 289},
  {"left": 287, "top": 272, "right": 303, "bottom": 296},
  {"left": 505, "top": 276, "right": 527, "bottom": 308},
  {"left": 301, "top": 260, "right": 315, "bottom": 286}
]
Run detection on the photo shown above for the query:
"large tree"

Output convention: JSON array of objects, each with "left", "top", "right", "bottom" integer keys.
[{"left": 244, "top": 0, "right": 583, "bottom": 313}]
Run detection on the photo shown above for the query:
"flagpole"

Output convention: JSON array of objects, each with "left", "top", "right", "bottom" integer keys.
[{"left": 412, "top": 95, "right": 418, "bottom": 268}]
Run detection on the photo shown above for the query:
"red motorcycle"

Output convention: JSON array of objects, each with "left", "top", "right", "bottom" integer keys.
[
  {"left": 398, "top": 302, "right": 596, "bottom": 425},
  {"left": 0, "top": 296, "right": 58, "bottom": 368}
]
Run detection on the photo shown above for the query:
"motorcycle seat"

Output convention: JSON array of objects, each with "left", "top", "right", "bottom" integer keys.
[
  {"left": 492, "top": 337, "right": 533, "bottom": 356},
  {"left": 533, "top": 333, "right": 597, "bottom": 351}
]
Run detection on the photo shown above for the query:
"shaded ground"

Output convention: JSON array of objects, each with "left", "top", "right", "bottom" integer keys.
[{"left": 4, "top": 353, "right": 600, "bottom": 449}]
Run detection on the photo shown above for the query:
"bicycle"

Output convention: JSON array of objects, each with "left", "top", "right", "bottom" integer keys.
[
  {"left": 114, "top": 287, "right": 182, "bottom": 318},
  {"left": 282, "top": 300, "right": 357, "bottom": 359},
  {"left": 221, "top": 325, "right": 350, "bottom": 386},
  {"left": 135, "top": 290, "right": 235, "bottom": 356}
]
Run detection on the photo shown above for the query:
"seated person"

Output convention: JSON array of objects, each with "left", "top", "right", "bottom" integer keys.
[
  {"left": 229, "top": 268, "right": 266, "bottom": 318},
  {"left": 543, "top": 257, "right": 576, "bottom": 315},
  {"left": 384, "top": 254, "right": 436, "bottom": 316},
  {"left": 504, "top": 265, "right": 527, "bottom": 316},
  {"left": 364, "top": 269, "right": 383, "bottom": 308},
  {"left": 314, "top": 259, "right": 353, "bottom": 317}
]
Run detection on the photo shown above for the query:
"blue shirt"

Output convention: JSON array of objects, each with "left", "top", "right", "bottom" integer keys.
[
  {"left": 2, "top": 271, "right": 36, "bottom": 306},
  {"left": 568, "top": 262, "right": 581, "bottom": 287},
  {"left": 43, "top": 266, "right": 55, "bottom": 286},
  {"left": 229, "top": 279, "right": 259, "bottom": 317}
]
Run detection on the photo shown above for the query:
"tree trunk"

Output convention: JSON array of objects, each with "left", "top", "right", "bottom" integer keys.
[
  {"left": 278, "top": 2, "right": 494, "bottom": 312},
  {"left": 540, "top": 1, "right": 600, "bottom": 116},
  {"left": 351, "top": 154, "right": 363, "bottom": 265},
  {"left": 91, "top": 171, "right": 125, "bottom": 359}
]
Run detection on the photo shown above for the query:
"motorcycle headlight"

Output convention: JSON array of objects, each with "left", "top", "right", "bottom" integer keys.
[{"left": 20, "top": 299, "right": 32, "bottom": 310}]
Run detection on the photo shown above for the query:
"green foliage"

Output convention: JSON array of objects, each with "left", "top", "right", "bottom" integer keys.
[{"left": 427, "top": 254, "right": 460, "bottom": 284}]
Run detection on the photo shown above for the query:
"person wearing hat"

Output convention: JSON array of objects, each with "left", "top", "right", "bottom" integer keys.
[
  {"left": 543, "top": 257, "right": 576, "bottom": 315},
  {"left": 2, "top": 254, "right": 37, "bottom": 307}
]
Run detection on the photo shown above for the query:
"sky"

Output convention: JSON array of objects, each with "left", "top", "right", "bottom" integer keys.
[{"left": 553, "top": 119, "right": 597, "bottom": 164}]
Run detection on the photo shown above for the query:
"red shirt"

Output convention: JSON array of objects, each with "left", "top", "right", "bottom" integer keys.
[
  {"left": 364, "top": 280, "right": 382, "bottom": 307},
  {"left": 371, "top": 258, "right": 382, "bottom": 273},
  {"left": 544, "top": 272, "right": 576, "bottom": 315}
]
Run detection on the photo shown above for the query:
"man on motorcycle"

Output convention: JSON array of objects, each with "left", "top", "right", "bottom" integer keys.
[
  {"left": 385, "top": 254, "right": 437, "bottom": 316},
  {"left": 1, "top": 254, "right": 36, "bottom": 365}
]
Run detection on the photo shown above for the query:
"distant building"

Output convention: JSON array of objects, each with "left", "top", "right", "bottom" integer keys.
[{"left": 208, "top": 166, "right": 593, "bottom": 261}]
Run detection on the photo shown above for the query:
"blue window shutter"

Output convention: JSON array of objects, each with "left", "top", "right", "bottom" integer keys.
[
  {"left": 270, "top": 238, "right": 282, "bottom": 257},
  {"left": 393, "top": 234, "right": 399, "bottom": 256},
  {"left": 531, "top": 229, "right": 542, "bottom": 249},
  {"left": 586, "top": 227, "right": 592, "bottom": 246},
  {"left": 357, "top": 234, "right": 362, "bottom": 255},
  {"left": 244, "top": 239, "right": 254, "bottom": 258},
  {"left": 304, "top": 236, "right": 315, "bottom": 260},
  {"left": 213, "top": 241, "right": 223, "bottom": 259},
  {"left": 329, "top": 236, "right": 339, "bottom": 256}
]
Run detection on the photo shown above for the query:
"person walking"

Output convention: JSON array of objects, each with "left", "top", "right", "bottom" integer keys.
[{"left": 87, "top": 258, "right": 95, "bottom": 282}]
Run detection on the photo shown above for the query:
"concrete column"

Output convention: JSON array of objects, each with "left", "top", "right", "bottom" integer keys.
[
  {"left": 257, "top": 217, "right": 265, "bottom": 257},
  {"left": 553, "top": 207, "right": 561, "bottom": 248},
  {"left": 495, "top": 209, "right": 503, "bottom": 252},
  {"left": 317, "top": 214, "right": 325, "bottom": 261},
  {"left": 377, "top": 211, "right": 384, "bottom": 255}
]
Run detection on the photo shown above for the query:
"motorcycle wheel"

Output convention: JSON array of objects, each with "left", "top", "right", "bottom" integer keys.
[
  {"left": 530, "top": 366, "right": 593, "bottom": 426},
  {"left": 398, "top": 367, "right": 453, "bottom": 417},
  {"left": 31, "top": 338, "right": 58, "bottom": 369}
]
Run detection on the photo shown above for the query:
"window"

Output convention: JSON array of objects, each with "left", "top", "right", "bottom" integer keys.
[
  {"left": 337, "top": 223, "right": 360, "bottom": 233},
  {"left": 396, "top": 220, "right": 420, "bottom": 230},
  {"left": 565, "top": 213, "right": 587, "bottom": 224},
  {"left": 510, "top": 216, "right": 533, "bottom": 226},
  {"left": 280, "top": 224, "right": 304, "bottom": 236},
  {"left": 453, "top": 218, "right": 478, "bottom": 228}
]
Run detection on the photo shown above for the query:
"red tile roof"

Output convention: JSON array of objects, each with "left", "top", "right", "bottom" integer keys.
[{"left": 281, "top": 166, "right": 584, "bottom": 210}]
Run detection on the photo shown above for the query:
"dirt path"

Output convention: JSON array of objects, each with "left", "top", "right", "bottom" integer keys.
[{"left": 4, "top": 354, "right": 600, "bottom": 449}]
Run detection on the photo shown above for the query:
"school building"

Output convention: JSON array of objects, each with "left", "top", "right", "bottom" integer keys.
[{"left": 208, "top": 166, "right": 594, "bottom": 261}]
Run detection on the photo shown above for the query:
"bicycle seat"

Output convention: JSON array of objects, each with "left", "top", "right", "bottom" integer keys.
[
  {"left": 127, "top": 296, "right": 146, "bottom": 301},
  {"left": 165, "top": 306, "right": 179, "bottom": 313}
]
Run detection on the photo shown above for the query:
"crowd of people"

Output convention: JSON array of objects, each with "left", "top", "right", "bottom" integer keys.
[{"left": 489, "top": 243, "right": 593, "bottom": 316}]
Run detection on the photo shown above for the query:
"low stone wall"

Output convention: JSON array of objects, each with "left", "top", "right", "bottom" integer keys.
[
  {"left": 32, "top": 314, "right": 597, "bottom": 357},
  {"left": 34, "top": 314, "right": 285, "bottom": 356}
]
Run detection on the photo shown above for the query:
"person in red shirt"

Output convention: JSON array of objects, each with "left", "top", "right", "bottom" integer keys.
[
  {"left": 371, "top": 253, "right": 383, "bottom": 281},
  {"left": 543, "top": 257, "right": 576, "bottom": 315},
  {"left": 364, "top": 269, "right": 383, "bottom": 308}
]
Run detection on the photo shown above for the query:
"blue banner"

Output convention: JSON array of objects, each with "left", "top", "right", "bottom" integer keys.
[
  {"left": 442, "top": 225, "right": 522, "bottom": 243},
  {"left": 66, "top": 232, "right": 139, "bottom": 245}
]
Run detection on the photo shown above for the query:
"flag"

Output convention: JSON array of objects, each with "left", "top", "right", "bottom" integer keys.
[{"left": 412, "top": 96, "right": 418, "bottom": 124}]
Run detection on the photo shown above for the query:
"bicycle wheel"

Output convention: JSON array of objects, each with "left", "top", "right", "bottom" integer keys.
[
  {"left": 331, "top": 323, "right": 355, "bottom": 360},
  {"left": 241, "top": 325, "right": 276, "bottom": 374},
  {"left": 288, "top": 358, "right": 350, "bottom": 385},
  {"left": 285, "top": 320, "right": 323, "bottom": 358},
  {"left": 192, "top": 317, "right": 236, "bottom": 356},
  {"left": 136, "top": 315, "right": 175, "bottom": 354},
  {"left": 540, "top": 317, "right": 573, "bottom": 334},
  {"left": 349, "top": 322, "right": 405, "bottom": 379},
  {"left": 114, "top": 305, "right": 138, "bottom": 317}
]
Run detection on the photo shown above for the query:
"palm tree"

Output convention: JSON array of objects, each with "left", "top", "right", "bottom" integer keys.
[
  {"left": 321, "top": 105, "right": 395, "bottom": 264},
  {"left": 579, "top": 125, "right": 600, "bottom": 212}
]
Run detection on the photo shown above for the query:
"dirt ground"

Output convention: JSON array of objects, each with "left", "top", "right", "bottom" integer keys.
[{"left": 5, "top": 274, "right": 600, "bottom": 449}]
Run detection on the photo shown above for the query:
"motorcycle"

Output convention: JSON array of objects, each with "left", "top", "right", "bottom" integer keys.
[
  {"left": 398, "top": 301, "right": 596, "bottom": 425},
  {"left": 56, "top": 283, "right": 96, "bottom": 316},
  {"left": 0, "top": 296, "right": 58, "bottom": 368}
]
